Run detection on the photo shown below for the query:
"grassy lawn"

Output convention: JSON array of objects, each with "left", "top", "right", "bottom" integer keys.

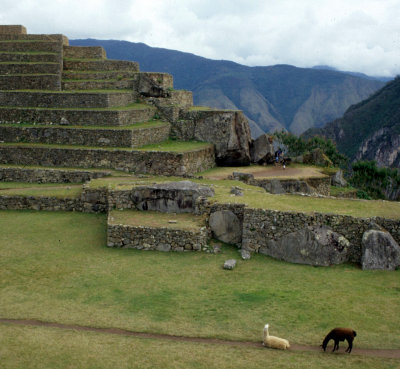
[
  {"left": 88, "top": 175, "right": 400, "bottom": 219},
  {"left": 1, "top": 211, "right": 399, "bottom": 353},
  {"left": 199, "top": 164, "right": 329, "bottom": 180},
  {"left": 1, "top": 325, "right": 399, "bottom": 369},
  {"left": 0, "top": 182, "right": 82, "bottom": 197},
  {"left": 0, "top": 140, "right": 212, "bottom": 153}
]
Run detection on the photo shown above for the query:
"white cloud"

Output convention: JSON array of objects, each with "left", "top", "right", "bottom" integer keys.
[{"left": 0, "top": 0, "right": 399, "bottom": 76}]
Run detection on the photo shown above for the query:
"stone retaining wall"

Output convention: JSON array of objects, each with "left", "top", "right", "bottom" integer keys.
[
  {"left": 0, "top": 41, "right": 62, "bottom": 53},
  {"left": 0, "top": 167, "right": 111, "bottom": 183},
  {"left": 0, "top": 195, "right": 82, "bottom": 211},
  {"left": 0, "top": 63, "right": 60, "bottom": 75},
  {"left": 241, "top": 208, "right": 400, "bottom": 262},
  {"left": 247, "top": 176, "right": 331, "bottom": 196},
  {"left": 62, "top": 79, "right": 135, "bottom": 91},
  {"left": 0, "top": 75, "right": 61, "bottom": 90},
  {"left": 0, "top": 123, "right": 170, "bottom": 148},
  {"left": 0, "top": 91, "right": 136, "bottom": 109},
  {"left": 107, "top": 222, "right": 208, "bottom": 252},
  {"left": 0, "top": 53, "right": 61, "bottom": 63},
  {"left": 0, "top": 145, "right": 215, "bottom": 176},
  {"left": 0, "top": 106, "right": 155, "bottom": 126},
  {"left": 0, "top": 25, "right": 27, "bottom": 34},
  {"left": 63, "top": 46, "right": 106, "bottom": 59},
  {"left": 63, "top": 60, "right": 139, "bottom": 72}
]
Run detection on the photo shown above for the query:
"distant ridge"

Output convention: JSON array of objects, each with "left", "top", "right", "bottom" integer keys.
[
  {"left": 303, "top": 77, "right": 400, "bottom": 169},
  {"left": 71, "top": 39, "right": 386, "bottom": 137}
]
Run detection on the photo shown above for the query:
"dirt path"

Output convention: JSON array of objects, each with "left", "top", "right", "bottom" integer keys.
[{"left": 1, "top": 318, "right": 399, "bottom": 359}]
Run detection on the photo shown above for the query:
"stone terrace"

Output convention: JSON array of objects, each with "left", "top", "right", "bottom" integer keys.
[{"left": 0, "top": 25, "right": 218, "bottom": 176}]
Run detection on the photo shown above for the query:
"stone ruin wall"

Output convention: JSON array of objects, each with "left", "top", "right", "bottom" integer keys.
[{"left": 107, "top": 222, "right": 208, "bottom": 252}]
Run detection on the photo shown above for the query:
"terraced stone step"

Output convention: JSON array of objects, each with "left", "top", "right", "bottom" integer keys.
[
  {"left": 0, "top": 40, "right": 63, "bottom": 53},
  {"left": 62, "top": 70, "right": 138, "bottom": 80},
  {"left": 0, "top": 91, "right": 136, "bottom": 108},
  {"left": 63, "top": 59, "right": 139, "bottom": 72},
  {"left": 0, "top": 33, "right": 68, "bottom": 44},
  {"left": 0, "top": 104, "right": 156, "bottom": 126},
  {"left": 0, "top": 121, "right": 170, "bottom": 148},
  {"left": 0, "top": 52, "right": 61, "bottom": 63},
  {"left": 107, "top": 210, "right": 208, "bottom": 251},
  {"left": 0, "top": 165, "right": 112, "bottom": 183},
  {"left": 63, "top": 45, "right": 106, "bottom": 60},
  {"left": 0, "top": 62, "right": 61, "bottom": 74},
  {"left": 0, "top": 142, "right": 215, "bottom": 175},
  {"left": 62, "top": 79, "right": 135, "bottom": 90},
  {"left": 0, "top": 74, "right": 61, "bottom": 90}
]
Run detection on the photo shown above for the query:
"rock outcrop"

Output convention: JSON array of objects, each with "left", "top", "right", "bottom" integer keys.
[
  {"left": 250, "top": 134, "right": 274, "bottom": 164},
  {"left": 209, "top": 210, "right": 242, "bottom": 245},
  {"left": 361, "top": 229, "right": 400, "bottom": 270},
  {"left": 173, "top": 110, "right": 252, "bottom": 166},
  {"left": 131, "top": 181, "right": 214, "bottom": 213},
  {"left": 258, "top": 225, "right": 350, "bottom": 266}
]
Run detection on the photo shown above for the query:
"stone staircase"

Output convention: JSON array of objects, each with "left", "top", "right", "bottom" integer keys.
[{"left": 0, "top": 25, "right": 215, "bottom": 177}]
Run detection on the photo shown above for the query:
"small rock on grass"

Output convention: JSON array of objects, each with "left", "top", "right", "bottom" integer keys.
[{"left": 223, "top": 259, "right": 237, "bottom": 270}]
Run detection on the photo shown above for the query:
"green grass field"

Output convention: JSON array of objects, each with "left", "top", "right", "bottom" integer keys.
[{"left": 1, "top": 210, "right": 399, "bottom": 368}]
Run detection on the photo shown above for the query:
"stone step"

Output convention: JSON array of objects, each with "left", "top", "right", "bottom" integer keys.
[
  {"left": 0, "top": 74, "right": 61, "bottom": 90},
  {"left": 0, "top": 62, "right": 61, "bottom": 75},
  {"left": 63, "top": 59, "right": 139, "bottom": 72},
  {"left": 0, "top": 40, "right": 63, "bottom": 53},
  {"left": 0, "top": 91, "right": 136, "bottom": 108},
  {"left": 62, "top": 79, "right": 136, "bottom": 90},
  {"left": 63, "top": 46, "right": 106, "bottom": 60},
  {"left": 0, "top": 121, "right": 170, "bottom": 148},
  {"left": 0, "top": 142, "right": 215, "bottom": 175},
  {"left": 107, "top": 210, "right": 208, "bottom": 252},
  {"left": 62, "top": 70, "right": 138, "bottom": 81},
  {"left": 0, "top": 164, "right": 112, "bottom": 183},
  {"left": 0, "top": 52, "right": 61, "bottom": 63},
  {"left": 0, "top": 33, "right": 68, "bottom": 45},
  {"left": 0, "top": 104, "right": 156, "bottom": 126}
]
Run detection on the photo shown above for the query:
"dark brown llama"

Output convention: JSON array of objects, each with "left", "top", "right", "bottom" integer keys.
[{"left": 321, "top": 328, "right": 357, "bottom": 353}]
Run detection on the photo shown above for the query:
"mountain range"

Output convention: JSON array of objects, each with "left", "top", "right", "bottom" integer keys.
[
  {"left": 303, "top": 77, "right": 400, "bottom": 168},
  {"left": 70, "top": 39, "right": 386, "bottom": 138}
]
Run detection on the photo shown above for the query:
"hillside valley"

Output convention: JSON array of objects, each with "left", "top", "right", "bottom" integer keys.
[
  {"left": 70, "top": 39, "right": 385, "bottom": 137},
  {"left": 304, "top": 77, "right": 400, "bottom": 169}
]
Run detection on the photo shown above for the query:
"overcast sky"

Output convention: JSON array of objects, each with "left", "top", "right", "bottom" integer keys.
[{"left": 1, "top": 0, "right": 399, "bottom": 77}]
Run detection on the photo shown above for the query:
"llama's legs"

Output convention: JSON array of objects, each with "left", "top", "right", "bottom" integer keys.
[
  {"left": 333, "top": 340, "right": 339, "bottom": 352},
  {"left": 345, "top": 339, "right": 353, "bottom": 353}
]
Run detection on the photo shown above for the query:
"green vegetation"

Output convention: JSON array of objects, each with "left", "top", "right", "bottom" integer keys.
[
  {"left": 0, "top": 182, "right": 82, "bottom": 198},
  {"left": 136, "top": 140, "right": 212, "bottom": 152},
  {"left": 275, "top": 131, "right": 348, "bottom": 166},
  {"left": 0, "top": 210, "right": 399, "bottom": 369},
  {"left": 350, "top": 161, "right": 400, "bottom": 200}
]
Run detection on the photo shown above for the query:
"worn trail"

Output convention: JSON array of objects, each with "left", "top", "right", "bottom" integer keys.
[{"left": 1, "top": 318, "right": 400, "bottom": 359}]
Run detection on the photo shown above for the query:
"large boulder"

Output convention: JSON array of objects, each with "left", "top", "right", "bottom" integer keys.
[
  {"left": 131, "top": 181, "right": 214, "bottom": 213},
  {"left": 209, "top": 210, "right": 242, "bottom": 245},
  {"left": 361, "top": 229, "right": 400, "bottom": 270},
  {"left": 250, "top": 134, "right": 274, "bottom": 164},
  {"left": 331, "top": 169, "right": 347, "bottom": 187},
  {"left": 259, "top": 225, "right": 350, "bottom": 266},
  {"left": 174, "top": 110, "right": 252, "bottom": 166}
]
